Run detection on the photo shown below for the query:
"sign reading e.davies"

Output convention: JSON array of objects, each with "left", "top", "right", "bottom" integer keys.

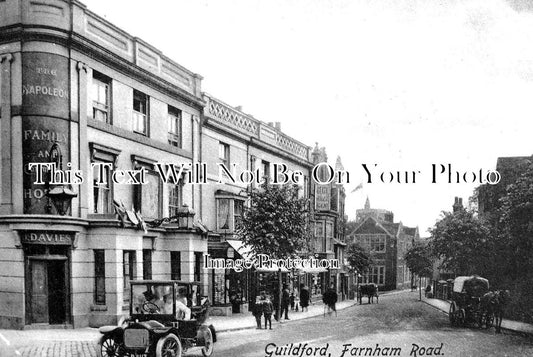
[{"left": 21, "top": 231, "right": 74, "bottom": 245}]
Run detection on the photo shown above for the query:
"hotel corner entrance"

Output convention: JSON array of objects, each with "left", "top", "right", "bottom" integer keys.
[{"left": 22, "top": 231, "right": 73, "bottom": 326}]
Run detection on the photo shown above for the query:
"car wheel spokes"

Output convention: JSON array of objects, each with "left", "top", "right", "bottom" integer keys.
[{"left": 162, "top": 339, "right": 178, "bottom": 357}]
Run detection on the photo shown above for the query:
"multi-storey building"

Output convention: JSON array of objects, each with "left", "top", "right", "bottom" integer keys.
[
  {"left": 200, "top": 94, "right": 313, "bottom": 315},
  {"left": 349, "top": 199, "right": 418, "bottom": 291},
  {"left": 309, "top": 145, "right": 348, "bottom": 298},
  {"left": 0, "top": 0, "right": 208, "bottom": 329}
]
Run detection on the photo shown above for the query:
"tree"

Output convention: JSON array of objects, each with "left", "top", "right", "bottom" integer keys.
[
  {"left": 345, "top": 242, "right": 372, "bottom": 274},
  {"left": 429, "top": 209, "right": 491, "bottom": 276},
  {"left": 405, "top": 242, "right": 433, "bottom": 300},
  {"left": 237, "top": 183, "right": 309, "bottom": 320}
]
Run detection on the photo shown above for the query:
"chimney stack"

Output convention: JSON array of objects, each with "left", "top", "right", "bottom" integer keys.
[{"left": 453, "top": 197, "right": 463, "bottom": 212}]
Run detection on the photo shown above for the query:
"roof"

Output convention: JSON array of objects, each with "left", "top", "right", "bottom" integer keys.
[{"left": 453, "top": 276, "right": 489, "bottom": 295}]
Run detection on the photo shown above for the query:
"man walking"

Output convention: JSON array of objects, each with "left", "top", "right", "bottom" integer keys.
[{"left": 281, "top": 284, "right": 291, "bottom": 320}]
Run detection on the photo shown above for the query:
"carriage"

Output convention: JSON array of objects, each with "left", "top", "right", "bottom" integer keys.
[
  {"left": 97, "top": 280, "right": 216, "bottom": 357},
  {"left": 448, "top": 276, "right": 494, "bottom": 329}
]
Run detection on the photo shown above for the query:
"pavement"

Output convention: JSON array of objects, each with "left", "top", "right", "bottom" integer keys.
[
  {"left": 5, "top": 289, "right": 532, "bottom": 356},
  {"left": 422, "top": 295, "right": 533, "bottom": 335}
]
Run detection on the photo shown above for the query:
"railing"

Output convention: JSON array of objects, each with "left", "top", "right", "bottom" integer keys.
[{"left": 204, "top": 94, "right": 310, "bottom": 161}]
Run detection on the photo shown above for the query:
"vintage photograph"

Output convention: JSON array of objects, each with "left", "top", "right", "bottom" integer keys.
[{"left": 1, "top": 0, "right": 533, "bottom": 356}]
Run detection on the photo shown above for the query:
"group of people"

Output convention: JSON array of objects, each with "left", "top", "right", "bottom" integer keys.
[
  {"left": 251, "top": 284, "right": 318, "bottom": 329},
  {"left": 142, "top": 286, "right": 192, "bottom": 320}
]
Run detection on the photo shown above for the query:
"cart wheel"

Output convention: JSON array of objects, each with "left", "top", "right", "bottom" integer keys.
[
  {"left": 449, "top": 302, "right": 457, "bottom": 326},
  {"left": 484, "top": 312, "right": 494, "bottom": 329},
  {"left": 98, "top": 335, "right": 129, "bottom": 357},
  {"left": 156, "top": 333, "right": 182, "bottom": 357},
  {"left": 200, "top": 326, "right": 214, "bottom": 357}
]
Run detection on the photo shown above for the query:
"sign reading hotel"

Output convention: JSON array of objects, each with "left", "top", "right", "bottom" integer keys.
[
  {"left": 315, "top": 185, "right": 331, "bottom": 211},
  {"left": 22, "top": 53, "right": 70, "bottom": 214}
]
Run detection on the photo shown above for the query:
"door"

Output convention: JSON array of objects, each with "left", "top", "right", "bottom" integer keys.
[
  {"left": 29, "top": 259, "right": 67, "bottom": 324},
  {"left": 48, "top": 260, "right": 66, "bottom": 324},
  {"left": 30, "top": 260, "right": 49, "bottom": 324}
]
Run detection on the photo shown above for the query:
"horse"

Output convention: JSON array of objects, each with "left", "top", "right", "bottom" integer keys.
[
  {"left": 493, "top": 290, "right": 510, "bottom": 333},
  {"left": 480, "top": 289, "right": 510, "bottom": 333},
  {"left": 358, "top": 284, "right": 379, "bottom": 304}
]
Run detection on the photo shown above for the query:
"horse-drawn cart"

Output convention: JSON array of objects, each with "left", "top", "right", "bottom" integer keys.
[{"left": 449, "top": 275, "right": 494, "bottom": 329}]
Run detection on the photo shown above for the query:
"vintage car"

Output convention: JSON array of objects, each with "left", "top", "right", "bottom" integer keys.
[{"left": 97, "top": 280, "right": 216, "bottom": 357}]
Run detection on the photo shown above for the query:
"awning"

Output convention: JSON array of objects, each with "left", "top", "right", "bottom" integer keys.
[
  {"left": 332, "top": 238, "right": 347, "bottom": 246},
  {"left": 226, "top": 239, "right": 253, "bottom": 260},
  {"left": 255, "top": 266, "right": 290, "bottom": 273},
  {"left": 298, "top": 266, "right": 328, "bottom": 273}
]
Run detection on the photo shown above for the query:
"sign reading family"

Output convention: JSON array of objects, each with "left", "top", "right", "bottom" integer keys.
[{"left": 27, "top": 161, "right": 502, "bottom": 186}]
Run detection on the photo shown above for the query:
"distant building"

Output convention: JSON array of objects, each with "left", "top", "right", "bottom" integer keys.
[{"left": 349, "top": 199, "right": 418, "bottom": 291}]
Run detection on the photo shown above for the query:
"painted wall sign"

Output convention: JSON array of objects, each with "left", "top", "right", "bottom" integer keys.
[
  {"left": 22, "top": 52, "right": 69, "bottom": 118},
  {"left": 315, "top": 185, "right": 331, "bottom": 211},
  {"left": 21, "top": 231, "right": 74, "bottom": 245},
  {"left": 22, "top": 52, "right": 71, "bottom": 214}
]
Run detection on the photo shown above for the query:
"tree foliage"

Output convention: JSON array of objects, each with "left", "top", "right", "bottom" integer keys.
[
  {"left": 238, "top": 183, "right": 309, "bottom": 259},
  {"left": 497, "top": 164, "right": 533, "bottom": 279},
  {"left": 429, "top": 209, "right": 490, "bottom": 276},
  {"left": 404, "top": 242, "right": 433, "bottom": 278},
  {"left": 345, "top": 242, "right": 372, "bottom": 274}
]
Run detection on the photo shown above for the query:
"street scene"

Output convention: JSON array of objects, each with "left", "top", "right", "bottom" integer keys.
[
  {"left": 2, "top": 0, "right": 533, "bottom": 356},
  {"left": 1, "top": 292, "right": 533, "bottom": 356}
]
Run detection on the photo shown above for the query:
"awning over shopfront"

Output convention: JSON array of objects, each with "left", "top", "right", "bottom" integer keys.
[
  {"left": 226, "top": 239, "right": 253, "bottom": 260},
  {"left": 255, "top": 265, "right": 290, "bottom": 273},
  {"left": 297, "top": 266, "right": 328, "bottom": 274}
]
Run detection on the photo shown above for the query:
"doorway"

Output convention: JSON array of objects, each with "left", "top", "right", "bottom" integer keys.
[{"left": 26, "top": 250, "right": 69, "bottom": 325}]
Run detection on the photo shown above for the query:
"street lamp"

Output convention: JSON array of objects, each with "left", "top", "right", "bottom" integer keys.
[
  {"left": 176, "top": 204, "right": 195, "bottom": 229},
  {"left": 46, "top": 143, "right": 77, "bottom": 216}
]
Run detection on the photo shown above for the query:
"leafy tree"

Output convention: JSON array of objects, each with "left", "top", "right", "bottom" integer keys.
[
  {"left": 345, "top": 242, "right": 372, "bottom": 274},
  {"left": 429, "top": 209, "right": 491, "bottom": 276},
  {"left": 498, "top": 164, "right": 533, "bottom": 280},
  {"left": 237, "top": 183, "right": 309, "bottom": 320},
  {"left": 405, "top": 242, "right": 433, "bottom": 279}
]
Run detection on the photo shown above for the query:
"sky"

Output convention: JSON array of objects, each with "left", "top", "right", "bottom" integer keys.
[{"left": 80, "top": 0, "right": 533, "bottom": 235}]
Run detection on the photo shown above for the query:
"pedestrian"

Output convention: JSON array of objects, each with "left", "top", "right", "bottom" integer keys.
[
  {"left": 253, "top": 294, "right": 264, "bottom": 329},
  {"left": 281, "top": 284, "right": 290, "bottom": 320},
  {"left": 272, "top": 287, "right": 280, "bottom": 321},
  {"left": 262, "top": 292, "right": 274, "bottom": 330},
  {"left": 290, "top": 291, "right": 295, "bottom": 311},
  {"left": 300, "top": 285, "right": 310, "bottom": 312},
  {"left": 323, "top": 283, "right": 338, "bottom": 316}
]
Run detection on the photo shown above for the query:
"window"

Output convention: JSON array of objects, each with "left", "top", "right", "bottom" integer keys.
[
  {"left": 123, "top": 250, "right": 136, "bottom": 303},
  {"left": 262, "top": 160, "right": 270, "bottom": 181},
  {"left": 94, "top": 250, "right": 106, "bottom": 305},
  {"left": 194, "top": 252, "right": 202, "bottom": 282},
  {"left": 93, "top": 160, "right": 112, "bottom": 214},
  {"left": 92, "top": 71, "right": 111, "bottom": 123},
  {"left": 90, "top": 143, "right": 120, "bottom": 216},
  {"left": 143, "top": 249, "right": 152, "bottom": 280},
  {"left": 219, "top": 142, "right": 229, "bottom": 167},
  {"left": 364, "top": 266, "right": 385, "bottom": 285},
  {"left": 234, "top": 200, "right": 244, "bottom": 230},
  {"left": 168, "top": 106, "right": 181, "bottom": 147},
  {"left": 170, "top": 251, "right": 181, "bottom": 280},
  {"left": 132, "top": 156, "right": 161, "bottom": 220},
  {"left": 357, "top": 234, "right": 386, "bottom": 253},
  {"left": 168, "top": 184, "right": 182, "bottom": 217},
  {"left": 217, "top": 198, "right": 230, "bottom": 230},
  {"left": 133, "top": 90, "right": 148, "bottom": 135}
]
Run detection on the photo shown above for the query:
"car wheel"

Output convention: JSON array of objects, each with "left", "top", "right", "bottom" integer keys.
[
  {"left": 156, "top": 333, "right": 182, "bottom": 357},
  {"left": 98, "top": 335, "right": 128, "bottom": 357},
  {"left": 200, "top": 327, "right": 214, "bottom": 357}
]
